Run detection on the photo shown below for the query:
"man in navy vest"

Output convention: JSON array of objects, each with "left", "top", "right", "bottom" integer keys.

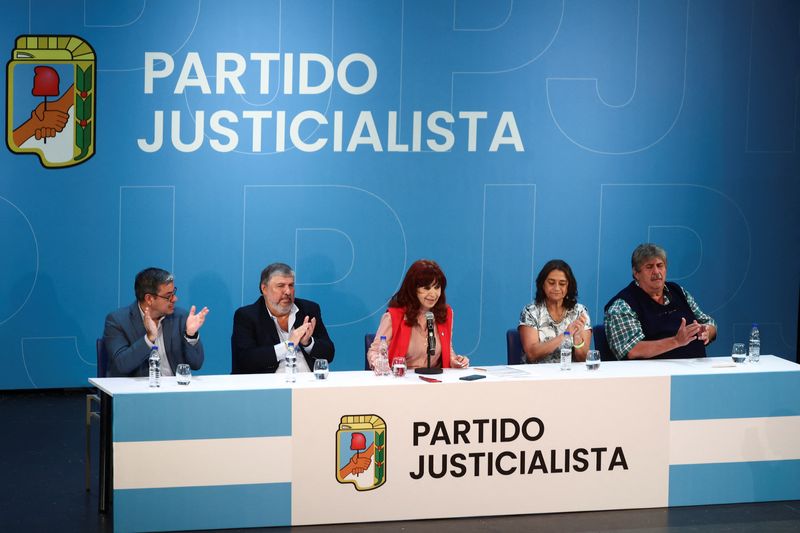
[{"left": 604, "top": 243, "right": 716, "bottom": 360}]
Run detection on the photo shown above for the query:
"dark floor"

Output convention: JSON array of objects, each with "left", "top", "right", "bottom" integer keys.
[{"left": 1, "top": 390, "right": 799, "bottom": 533}]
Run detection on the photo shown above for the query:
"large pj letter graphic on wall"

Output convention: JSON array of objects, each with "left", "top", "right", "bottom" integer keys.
[
  {"left": 336, "top": 414, "right": 386, "bottom": 491},
  {"left": 6, "top": 35, "right": 95, "bottom": 168}
]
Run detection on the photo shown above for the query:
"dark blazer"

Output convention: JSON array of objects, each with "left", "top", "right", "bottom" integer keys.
[
  {"left": 231, "top": 296, "right": 335, "bottom": 374},
  {"left": 103, "top": 302, "right": 205, "bottom": 377}
]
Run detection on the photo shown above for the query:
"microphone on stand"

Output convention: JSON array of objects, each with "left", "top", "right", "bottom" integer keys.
[
  {"left": 426, "top": 312, "right": 435, "bottom": 356},
  {"left": 416, "top": 311, "right": 443, "bottom": 375}
]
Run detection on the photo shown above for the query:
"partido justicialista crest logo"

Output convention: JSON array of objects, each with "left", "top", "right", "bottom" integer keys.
[
  {"left": 336, "top": 414, "right": 386, "bottom": 491},
  {"left": 6, "top": 35, "right": 95, "bottom": 168}
]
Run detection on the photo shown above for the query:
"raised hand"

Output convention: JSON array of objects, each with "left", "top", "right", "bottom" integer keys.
[
  {"left": 566, "top": 312, "right": 587, "bottom": 337},
  {"left": 300, "top": 317, "right": 316, "bottom": 346},
  {"left": 143, "top": 306, "right": 159, "bottom": 343},
  {"left": 185, "top": 305, "right": 209, "bottom": 337},
  {"left": 675, "top": 318, "right": 702, "bottom": 347},
  {"left": 289, "top": 316, "right": 311, "bottom": 346},
  {"left": 697, "top": 324, "right": 713, "bottom": 345}
]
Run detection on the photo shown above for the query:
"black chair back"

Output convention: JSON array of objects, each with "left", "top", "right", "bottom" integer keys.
[
  {"left": 506, "top": 329, "right": 523, "bottom": 364},
  {"left": 592, "top": 325, "right": 615, "bottom": 361},
  {"left": 364, "top": 333, "right": 375, "bottom": 370},
  {"left": 95, "top": 338, "right": 109, "bottom": 378}
]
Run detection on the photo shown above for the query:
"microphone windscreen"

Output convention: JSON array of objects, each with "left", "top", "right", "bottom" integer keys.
[{"left": 425, "top": 311, "right": 434, "bottom": 321}]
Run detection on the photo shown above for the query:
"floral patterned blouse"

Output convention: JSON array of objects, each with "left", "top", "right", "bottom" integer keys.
[{"left": 518, "top": 302, "right": 591, "bottom": 363}]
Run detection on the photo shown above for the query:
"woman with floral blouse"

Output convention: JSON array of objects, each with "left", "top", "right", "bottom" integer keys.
[{"left": 518, "top": 259, "right": 592, "bottom": 363}]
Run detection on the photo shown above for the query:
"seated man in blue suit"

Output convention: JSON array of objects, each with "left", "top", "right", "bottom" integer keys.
[
  {"left": 104, "top": 267, "right": 209, "bottom": 377},
  {"left": 232, "top": 262, "right": 335, "bottom": 374}
]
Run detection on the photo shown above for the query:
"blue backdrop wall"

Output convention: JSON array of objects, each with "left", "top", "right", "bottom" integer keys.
[{"left": 2, "top": 0, "right": 798, "bottom": 389}]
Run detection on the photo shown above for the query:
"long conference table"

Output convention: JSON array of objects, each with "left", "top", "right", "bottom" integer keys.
[{"left": 90, "top": 355, "right": 800, "bottom": 533}]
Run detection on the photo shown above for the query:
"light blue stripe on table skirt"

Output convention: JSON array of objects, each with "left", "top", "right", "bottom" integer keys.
[
  {"left": 670, "top": 372, "right": 800, "bottom": 421},
  {"left": 669, "top": 460, "right": 800, "bottom": 506},
  {"left": 114, "top": 482, "right": 291, "bottom": 532},
  {"left": 114, "top": 388, "right": 292, "bottom": 441}
]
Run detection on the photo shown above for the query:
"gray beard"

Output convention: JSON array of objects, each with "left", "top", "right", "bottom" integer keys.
[{"left": 272, "top": 302, "right": 292, "bottom": 316}]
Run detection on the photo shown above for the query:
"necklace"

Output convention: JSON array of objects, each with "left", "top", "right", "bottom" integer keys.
[{"left": 546, "top": 304, "right": 566, "bottom": 323}]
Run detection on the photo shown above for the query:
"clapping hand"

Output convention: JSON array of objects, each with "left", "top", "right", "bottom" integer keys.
[
  {"left": 143, "top": 306, "right": 158, "bottom": 343},
  {"left": 185, "top": 305, "right": 209, "bottom": 337},
  {"left": 300, "top": 317, "right": 316, "bottom": 346},
  {"left": 566, "top": 312, "right": 588, "bottom": 337},
  {"left": 289, "top": 316, "right": 315, "bottom": 346}
]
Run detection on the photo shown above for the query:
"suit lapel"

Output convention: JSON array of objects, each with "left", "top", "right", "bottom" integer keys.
[
  {"left": 128, "top": 302, "right": 146, "bottom": 341},
  {"left": 257, "top": 297, "right": 282, "bottom": 345},
  {"left": 292, "top": 300, "right": 304, "bottom": 329},
  {"left": 128, "top": 302, "right": 176, "bottom": 372}
]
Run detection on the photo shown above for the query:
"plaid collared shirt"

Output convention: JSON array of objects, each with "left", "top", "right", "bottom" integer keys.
[{"left": 604, "top": 283, "right": 715, "bottom": 359}]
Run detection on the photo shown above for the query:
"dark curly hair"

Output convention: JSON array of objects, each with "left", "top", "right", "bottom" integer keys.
[
  {"left": 534, "top": 259, "right": 578, "bottom": 310},
  {"left": 388, "top": 259, "right": 448, "bottom": 325}
]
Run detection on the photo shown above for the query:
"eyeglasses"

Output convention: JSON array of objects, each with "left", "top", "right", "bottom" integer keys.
[{"left": 151, "top": 287, "right": 178, "bottom": 301}]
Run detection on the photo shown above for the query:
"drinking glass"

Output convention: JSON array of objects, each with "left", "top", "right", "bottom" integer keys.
[
  {"left": 313, "top": 359, "right": 329, "bottom": 380},
  {"left": 391, "top": 357, "right": 407, "bottom": 378},
  {"left": 176, "top": 364, "right": 191, "bottom": 385},
  {"left": 731, "top": 343, "right": 746, "bottom": 364},
  {"left": 585, "top": 350, "right": 601, "bottom": 371}
]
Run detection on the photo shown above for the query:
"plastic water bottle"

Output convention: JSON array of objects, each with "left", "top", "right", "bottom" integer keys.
[
  {"left": 285, "top": 342, "right": 297, "bottom": 383},
  {"left": 560, "top": 332, "right": 572, "bottom": 371},
  {"left": 375, "top": 336, "right": 390, "bottom": 376},
  {"left": 148, "top": 345, "right": 161, "bottom": 388},
  {"left": 748, "top": 324, "right": 760, "bottom": 363}
]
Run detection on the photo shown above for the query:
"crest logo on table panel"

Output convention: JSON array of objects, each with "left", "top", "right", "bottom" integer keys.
[
  {"left": 6, "top": 35, "right": 96, "bottom": 168},
  {"left": 335, "top": 414, "right": 386, "bottom": 491}
]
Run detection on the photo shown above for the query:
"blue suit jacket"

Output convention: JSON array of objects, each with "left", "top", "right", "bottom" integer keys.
[{"left": 103, "top": 302, "right": 205, "bottom": 377}]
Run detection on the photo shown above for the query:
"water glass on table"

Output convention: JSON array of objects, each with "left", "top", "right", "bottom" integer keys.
[
  {"left": 391, "top": 357, "right": 407, "bottom": 378},
  {"left": 585, "top": 350, "right": 601, "bottom": 371},
  {"left": 313, "top": 359, "right": 329, "bottom": 380},
  {"left": 176, "top": 364, "right": 191, "bottom": 385},
  {"left": 731, "top": 343, "right": 746, "bottom": 364}
]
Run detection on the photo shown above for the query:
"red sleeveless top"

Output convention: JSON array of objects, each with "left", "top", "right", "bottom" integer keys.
[{"left": 387, "top": 306, "right": 452, "bottom": 368}]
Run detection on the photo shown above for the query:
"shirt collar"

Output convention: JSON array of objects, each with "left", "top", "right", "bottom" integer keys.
[{"left": 634, "top": 280, "right": 672, "bottom": 302}]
